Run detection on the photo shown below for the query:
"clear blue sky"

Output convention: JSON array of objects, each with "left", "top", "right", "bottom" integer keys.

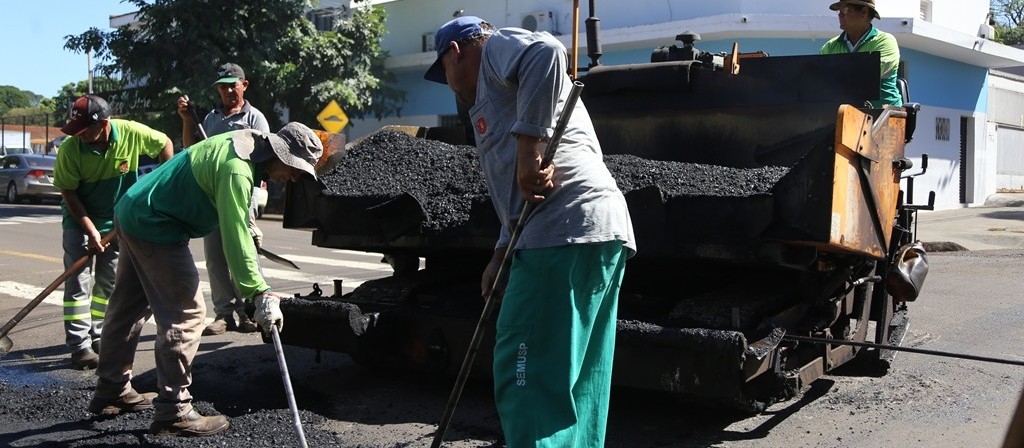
[{"left": 0, "top": 0, "right": 136, "bottom": 98}]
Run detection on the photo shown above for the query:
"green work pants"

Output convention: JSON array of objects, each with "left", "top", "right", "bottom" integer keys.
[{"left": 493, "top": 241, "right": 626, "bottom": 448}]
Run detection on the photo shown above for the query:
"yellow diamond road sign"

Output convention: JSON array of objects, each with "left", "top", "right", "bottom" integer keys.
[{"left": 317, "top": 100, "right": 349, "bottom": 134}]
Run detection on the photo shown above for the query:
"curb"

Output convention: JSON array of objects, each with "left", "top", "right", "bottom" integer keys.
[{"left": 984, "top": 194, "right": 1024, "bottom": 207}]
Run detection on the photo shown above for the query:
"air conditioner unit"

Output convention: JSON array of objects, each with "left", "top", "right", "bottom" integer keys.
[
  {"left": 521, "top": 11, "right": 554, "bottom": 33},
  {"left": 423, "top": 32, "right": 435, "bottom": 53}
]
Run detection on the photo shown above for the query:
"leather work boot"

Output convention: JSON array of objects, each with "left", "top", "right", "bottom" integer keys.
[
  {"left": 88, "top": 389, "right": 158, "bottom": 415},
  {"left": 149, "top": 409, "right": 230, "bottom": 437},
  {"left": 92, "top": 338, "right": 101, "bottom": 355},
  {"left": 235, "top": 313, "right": 259, "bottom": 333},
  {"left": 71, "top": 347, "right": 99, "bottom": 370},
  {"left": 202, "top": 315, "right": 235, "bottom": 336}
]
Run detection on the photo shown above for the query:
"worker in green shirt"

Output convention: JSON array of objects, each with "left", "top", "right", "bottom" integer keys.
[
  {"left": 87, "top": 123, "right": 323, "bottom": 437},
  {"left": 820, "top": 0, "right": 903, "bottom": 108},
  {"left": 53, "top": 94, "right": 173, "bottom": 370}
]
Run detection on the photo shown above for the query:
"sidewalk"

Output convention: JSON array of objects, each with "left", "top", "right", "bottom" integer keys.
[{"left": 915, "top": 193, "right": 1024, "bottom": 250}]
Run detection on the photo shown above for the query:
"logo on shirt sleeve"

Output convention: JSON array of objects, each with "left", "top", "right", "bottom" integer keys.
[{"left": 118, "top": 160, "right": 128, "bottom": 174}]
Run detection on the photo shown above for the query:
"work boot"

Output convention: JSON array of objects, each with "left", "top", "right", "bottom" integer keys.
[
  {"left": 92, "top": 338, "right": 101, "bottom": 355},
  {"left": 202, "top": 315, "right": 235, "bottom": 336},
  {"left": 88, "top": 389, "right": 158, "bottom": 415},
  {"left": 149, "top": 409, "right": 230, "bottom": 437},
  {"left": 70, "top": 347, "right": 99, "bottom": 370},
  {"left": 235, "top": 313, "right": 259, "bottom": 334}
]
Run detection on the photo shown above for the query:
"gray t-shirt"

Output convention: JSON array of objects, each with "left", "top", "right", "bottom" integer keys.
[
  {"left": 201, "top": 100, "right": 270, "bottom": 230},
  {"left": 202, "top": 100, "right": 271, "bottom": 136},
  {"left": 469, "top": 28, "right": 635, "bottom": 254}
]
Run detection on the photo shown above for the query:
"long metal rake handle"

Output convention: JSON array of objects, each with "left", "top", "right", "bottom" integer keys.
[
  {"left": 271, "top": 325, "right": 309, "bottom": 448},
  {"left": 431, "top": 80, "right": 585, "bottom": 448}
]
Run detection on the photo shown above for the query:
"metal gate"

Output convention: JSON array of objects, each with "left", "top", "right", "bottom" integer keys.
[{"left": 997, "top": 125, "right": 1024, "bottom": 192}]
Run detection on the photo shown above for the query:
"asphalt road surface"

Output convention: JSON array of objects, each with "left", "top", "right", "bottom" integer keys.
[{"left": 0, "top": 201, "right": 1022, "bottom": 447}]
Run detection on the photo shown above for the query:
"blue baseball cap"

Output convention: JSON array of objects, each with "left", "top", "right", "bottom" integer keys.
[{"left": 424, "top": 16, "right": 491, "bottom": 84}]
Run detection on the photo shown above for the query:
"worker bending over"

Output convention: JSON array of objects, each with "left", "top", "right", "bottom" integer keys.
[{"left": 87, "top": 123, "right": 323, "bottom": 437}]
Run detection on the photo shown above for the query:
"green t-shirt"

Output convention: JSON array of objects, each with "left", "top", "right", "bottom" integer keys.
[
  {"left": 820, "top": 26, "right": 903, "bottom": 108},
  {"left": 114, "top": 130, "right": 269, "bottom": 299},
  {"left": 53, "top": 119, "right": 169, "bottom": 233}
]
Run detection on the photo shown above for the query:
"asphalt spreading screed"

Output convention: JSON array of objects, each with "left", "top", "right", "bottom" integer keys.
[{"left": 320, "top": 129, "right": 790, "bottom": 232}]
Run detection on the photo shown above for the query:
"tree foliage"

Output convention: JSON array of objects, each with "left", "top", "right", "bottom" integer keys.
[
  {"left": 0, "top": 86, "right": 34, "bottom": 116},
  {"left": 993, "top": 0, "right": 1024, "bottom": 45},
  {"left": 994, "top": 0, "right": 1024, "bottom": 27},
  {"left": 2, "top": 106, "right": 55, "bottom": 127},
  {"left": 64, "top": 0, "right": 404, "bottom": 136}
]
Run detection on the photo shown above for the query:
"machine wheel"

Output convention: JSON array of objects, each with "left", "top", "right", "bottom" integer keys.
[{"left": 6, "top": 182, "right": 19, "bottom": 203}]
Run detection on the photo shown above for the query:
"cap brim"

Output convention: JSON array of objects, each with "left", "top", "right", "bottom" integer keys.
[
  {"left": 213, "top": 76, "right": 240, "bottom": 85},
  {"left": 60, "top": 119, "right": 89, "bottom": 136},
  {"left": 424, "top": 58, "right": 448, "bottom": 84},
  {"left": 267, "top": 134, "right": 318, "bottom": 180},
  {"left": 829, "top": 2, "right": 842, "bottom": 10}
]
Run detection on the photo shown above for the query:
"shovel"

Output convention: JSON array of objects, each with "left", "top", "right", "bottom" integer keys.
[{"left": 0, "top": 231, "right": 118, "bottom": 359}]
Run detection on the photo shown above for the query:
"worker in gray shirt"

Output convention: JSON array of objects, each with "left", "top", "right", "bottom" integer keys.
[
  {"left": 425, "top": 16, "right": 635, "bottom": 448},
  {"left": 176, "top": 62, "right": 268, "bottom": 335}
]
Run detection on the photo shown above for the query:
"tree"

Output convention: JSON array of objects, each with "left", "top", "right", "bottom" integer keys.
[
  {"left": 993, "top": 0, "right": 1024, "bottom": 45},
  {"left": 0, "top": 86, "right": 33, "bottom": 116},
  {"left": 2, "top": 106, "right": 56, "bottom": 127},
  {"left": 64, "top": 0, "right": 404, "bottom": 137}
]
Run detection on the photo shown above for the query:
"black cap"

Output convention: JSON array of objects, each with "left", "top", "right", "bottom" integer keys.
[
  {"left": 214, "top": 63, "right": 246, "bottom": 84},
  {"left": 61, "top": 95, "right": 111, "bottom": 136}
]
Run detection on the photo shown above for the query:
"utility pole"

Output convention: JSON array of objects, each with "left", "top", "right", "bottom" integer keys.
[{"left": 87, "top": 50, "right": 94, "bottom": 94}]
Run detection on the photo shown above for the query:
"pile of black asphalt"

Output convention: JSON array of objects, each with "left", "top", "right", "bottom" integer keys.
[
  {"left": 0, "top": 378, "right": 342, "bottom": 447},
  {"left": 319, "top": 129, "right": 789, "bottom": 231},
  {"left": 320, "top": 129, "right": 487, "bottom": 231},
  {"left": 0, "top": 353, "right": 348, "bottom": 448}
]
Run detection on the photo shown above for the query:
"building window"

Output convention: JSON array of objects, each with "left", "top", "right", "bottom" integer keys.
[
  {"left": 307, "top": 8, "right": 346, "bottom": 32},
  {"left": 936, "top": 117, "right": 950, "bottom": 141}
]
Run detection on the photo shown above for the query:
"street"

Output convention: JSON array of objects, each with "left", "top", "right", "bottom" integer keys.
[{"left": 0, "top": 200, "right": 1022, "bottom": 447}]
